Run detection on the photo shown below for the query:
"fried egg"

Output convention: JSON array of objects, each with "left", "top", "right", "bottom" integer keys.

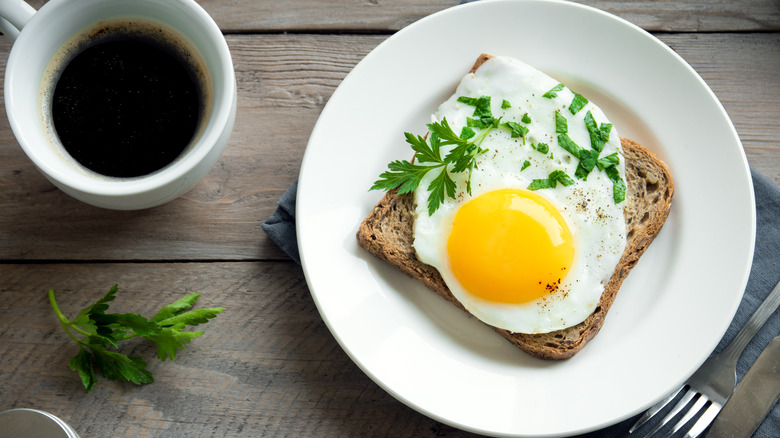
[{"left": 412, "top": 56, "right": 627, "bottom": 334}]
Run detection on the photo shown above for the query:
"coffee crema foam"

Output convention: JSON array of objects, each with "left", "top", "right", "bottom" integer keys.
[{"left": 39, "top": 18, "right": 213, "bottom": 180}]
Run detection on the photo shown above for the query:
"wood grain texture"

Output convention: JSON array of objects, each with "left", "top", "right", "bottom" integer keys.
[
  {"left": 0, "top": 262, "right": 480, "bottom": 437},
  {"left": 0, "top": 32, "right": 777, "bottom": 262},
  {"left": 0, "top": 1, "right": 778, "bottom": 436},
  {"left": 18, "top": 0, "right": 780, "bottom": 32}
]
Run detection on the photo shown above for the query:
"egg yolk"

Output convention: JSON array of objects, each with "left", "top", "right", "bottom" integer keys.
[{"left": 447, "top": 188, "right": 575, "bottom": 304}]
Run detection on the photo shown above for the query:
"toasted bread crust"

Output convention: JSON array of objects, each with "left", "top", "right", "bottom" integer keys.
[{"left": 356, "top": 56, "right": 674, "bottom": 360}]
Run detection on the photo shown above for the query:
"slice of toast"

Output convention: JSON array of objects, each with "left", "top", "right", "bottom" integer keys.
[{"left": 356, "top": 55, "right": 674, "bottom": 360}]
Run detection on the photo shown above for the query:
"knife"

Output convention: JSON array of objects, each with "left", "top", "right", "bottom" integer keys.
[{"left": 707, "top": 335, "right": 780, "bottom": 438}]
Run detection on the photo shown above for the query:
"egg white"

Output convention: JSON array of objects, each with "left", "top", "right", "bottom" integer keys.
[{"left": 412, "top": 56, "right": 627, "bottom": 334}]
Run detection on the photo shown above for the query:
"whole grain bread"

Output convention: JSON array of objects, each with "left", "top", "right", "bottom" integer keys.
[{"left": 356, "top": 55, "right": 674, "bottom": 360}]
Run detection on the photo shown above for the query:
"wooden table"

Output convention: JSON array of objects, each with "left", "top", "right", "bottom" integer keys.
[{"left": 1, "top": 1, "right": 778, "bottom": 436}]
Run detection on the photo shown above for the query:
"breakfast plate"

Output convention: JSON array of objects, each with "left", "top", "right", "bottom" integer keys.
[{"left": 297, "top": 0, "right": 756, "bottom": 436}]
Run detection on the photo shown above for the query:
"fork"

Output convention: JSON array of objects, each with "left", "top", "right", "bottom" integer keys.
[{"left": 628, "top": 277, "right": 780, "bottom": 438}]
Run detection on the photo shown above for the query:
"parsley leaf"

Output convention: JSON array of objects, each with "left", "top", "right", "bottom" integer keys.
[
  {"left": 569, "top": 93, "right": 589, "bottom": 114},
  {"left": 69, "top": 347, "right": 97, "bottom": 391},
  {"left": 147, "top": 326, "right": 204, "bottom": 361},
  {"left": 555, "top": 111, "right": 568, "bottom": 134},
  {"left": 521, "top": 160, "right": 531, "bottom": 171},
  {"left": 542, "top": 83, "right": 565, "bottom": 98},
  {"left": 521, "top": 113, "right": 532, "bottom": 123},
  {"left": 600, "top": 123, "right": 613, "bottom": 143},
  {"left": 501, "top": 99, "right": 511, "bottom": 109},
  {"left": 459, "top": 126, "right": 476, "bottom": 140},
  {"left": 49, "top": 285, "right": 224, "bottom": 392},
  {"left": 528, "top": 170, "right": 575, "bottom": 190},
  {"left": 584, "top": 110, "right": 612, "bottom": 152},
  {"left": 405, "top": 132, "right": 441, "bottom": 163},
  {"left": 427, "top": 166, "right": 457, "bottom": 215},
  {"left": 371, "top": 115, "right": 493, "bottom": 215},
  {"left": 467, "top": 116, "right": 497, "bottom": 130},
  {"left": 501, "top": 121, "right": 528, "bottom": 142},
  {"left": 605, "top": 165, "right": 626, "bottom": 203},
  {"left": 575, "top": 149, "right": 600, "bottom": 180},
  {"left": 89, "top": 345, "right": 154, "bottom": 385},
  {"left": 457, "top": 95, "right": 492, "bottom": 118},
  {"left": 371, "top": 160, "right": 431, "bottom": 195},
  {"left": 597, "top": 151, "right": 620, "bottom": 171},
  {"left": 557, "top": 133, "right": 585, "bottom": 157},
  {"left": 535, "top": 142, "right": 550, "bottom": 154}
]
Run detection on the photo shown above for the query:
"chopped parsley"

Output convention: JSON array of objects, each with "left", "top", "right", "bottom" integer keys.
[
  {"left": 569, "top": 93, "right": 589, "bottom": 114},
  {"left": 502, "top": 121, "right": 528, "bottom": 143},
  {"left": 597, "top": 151, "right": 620, "bottom": 170},
  {"left": 605, "top": 165, "right": 626, "bottom": 203},
  {"left": 584, "top": 110, "right": 612, "bottom": 152},
  {"left": 557, "top": 133, "right": 584, "bottom": 157},
  {"left": 553, "top": 111, "right": 624, "bottom": 202},
  {"left": 372, "top": 90, "right": 626, "bottom": 213},
  {"left": 575, "top": 149, "right": 600, "bottom": 180},
  {"left": 467, "top": 117, "right": 496, "bottom": 129},
  {"left": 535, "top": 142, "right": 550, "bottom": 154},
  {"left": 528, "top": 170, "right": 575, "bottom": 190},
  {"left": 458, "top": 95, "right": 492, "bottom": 118},
  {"left": 542, "top": 83, "right": 565, "bottom": 98},
  {"left": 459, "top": 126, "right": 476, "bottom": 140},
  {"left": 555, "top": 111, "right": 568, "bottom": 134}
]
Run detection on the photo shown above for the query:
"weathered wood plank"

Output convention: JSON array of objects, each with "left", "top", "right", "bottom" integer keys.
[
  {"left": 0, "top": 262, "right": 480, "bottom": 437},
  {"left": 583, "top": 0, "right": 780, "bottom": 32},
  {"left": 18, "top": 0, "right": 780, "bottom": 32},
  {"left": 0, "top": 32, "right": 777, "bottom": 262}
]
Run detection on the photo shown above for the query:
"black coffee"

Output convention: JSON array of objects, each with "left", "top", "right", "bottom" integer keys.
[{"left": 52, "top": 35, "right": 202, "bottom": 178}]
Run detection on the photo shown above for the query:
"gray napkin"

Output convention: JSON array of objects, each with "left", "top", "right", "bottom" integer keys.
[
  {"left": 263, "top": 168, "right": 779, "bottom": 437},
  {"left": 261, "top": 180, "right": 300, "bottom": 264}
]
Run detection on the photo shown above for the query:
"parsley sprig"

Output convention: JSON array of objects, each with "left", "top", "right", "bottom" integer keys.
[
  {"left": 49, "top": 284, "right": 224, "bottom": 392},
  {"left": 370, "top": 118, "right": 493, "bottom": 216}
]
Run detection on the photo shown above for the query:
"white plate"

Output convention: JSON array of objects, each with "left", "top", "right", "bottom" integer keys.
[{"left": 296, "top": 0, "right": 756, "bottom": 436}]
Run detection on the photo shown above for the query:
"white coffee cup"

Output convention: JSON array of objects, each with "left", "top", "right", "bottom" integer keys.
[{"left": 0, "top": 0, "right": 237, "bottom": 210}]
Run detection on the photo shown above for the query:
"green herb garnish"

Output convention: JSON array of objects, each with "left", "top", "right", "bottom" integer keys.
[
  {"left": 557, "top": 133, "right": 585, "bottom": 157},
  {"left": 458, "top": 95, "right": 492, "bottom": 118},
  {"left": 569, "top": 93, "right": 589, "bottom": 114},
  {"left": 521, "top": 160, "right": 531, "bottom": 171},
  {"left": 535, "top": 142, "right": 550, "bottom": 154},
  {"left": 542, "top": 83, "right": 565, "bottom": 98},
  {"left": 555, "top": 111, "right": 568, "bottom": 134},
  {"left": 575, "top": 149, "right": 600, "bottom": 180},
  {"left": 521, "top": 113, "right": 532, "bottom": 124},
  {"left": 501, "top": 99, "right": 512, "bottom": 109},
  {"left": 371, "top": 116, "right": 493, "bottom": 215},
  {"left": 605, "top": 165, "right": 626, "bottom": 203},
  {"left": 597, "top": 151, "right": 620, "bottom": 170},
  {"left": 50, "top": 284, "right": 223, "bottom": 392},
  {"left": 502, "top": 121, "right": 528, "bottom": 142},
  {"left": 528, "top": 170, "right": 575, "bottom": 190},
  {"left": 584, "top": 110, "right": 612, "bottom": 152}
]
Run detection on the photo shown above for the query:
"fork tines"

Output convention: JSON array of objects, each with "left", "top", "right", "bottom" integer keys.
[{"left": 629, "top": 385, "right": 723, "bottom": 438}]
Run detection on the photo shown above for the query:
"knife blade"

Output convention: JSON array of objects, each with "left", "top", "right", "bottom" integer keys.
[{"left": 707, "top": 335, "right": 780, "bottom": 438}]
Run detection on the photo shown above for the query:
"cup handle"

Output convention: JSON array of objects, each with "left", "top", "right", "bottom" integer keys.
[{"left": 0, "top": 0, "right": 36, "bottom": 42}]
